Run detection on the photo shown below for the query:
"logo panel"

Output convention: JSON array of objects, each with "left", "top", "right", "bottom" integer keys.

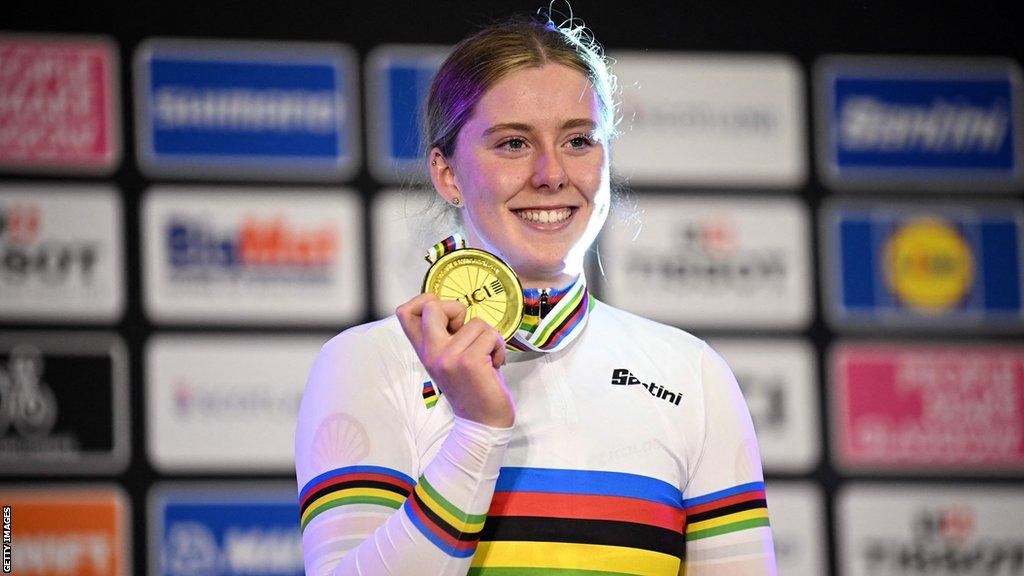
[
  {"left": 611, "top": 53, "right": 806, "bottom": 187},
  {"left": 816, "top": 56, "right": 1023, "bottom": 190},
  {"left": 371, "top": 189, "right": 456, "bottom": 318},
  {"left": 712, "top": 339, "right": 820, "bottom": 473},
  {"left": 142, "top": 187, "right": 363, "bottom": 324},
  {"left": 0, "top": 185, "right": 124, "bottom": 322},
  {"left": 831, "top": 342, "right": 1024, "bottom": 473},
  {"left": 0, "top": 34, "right": 120, "bottom": 173},
  {"left": 0, "top": 332, "right": 129, "bottom": 474},
  {"left": 146, "top": 334, "right": 325, "bottom": 472},
  {"left": 838, "top": 484, "right": 1024, "bottom": 576},
  {"left": 600, "top": 195, "right": 812, "bottom": 329},
  {"left": 366, "top": 45, "right": 449, "bottom": 183},
  {"left": 764, "top": 482, "right": 828, "bottom": 576},
  {"left": 134, "top": 39, "right": 358, "bottom": 180},
  {"left": 822, "top": 200, "right": 1023, "bottom": 330},
  {"left": 149, "top": 483, "right": 303, "bottom": 576},
  {"left": 0, "top": 485, "right": 130, "bottom": 576}
]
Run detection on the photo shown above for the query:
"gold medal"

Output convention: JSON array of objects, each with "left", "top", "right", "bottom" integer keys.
[{"left": 422, "top": 248, "right": 524, "bottom": 341}]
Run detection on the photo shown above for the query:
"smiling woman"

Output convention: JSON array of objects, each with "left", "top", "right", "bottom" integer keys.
[{"left": 295, "top": 11, "right": 777, "bottom": 576}]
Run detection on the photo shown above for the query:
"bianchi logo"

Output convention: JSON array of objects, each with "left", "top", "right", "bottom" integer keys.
[{"left": 611, "top": 368, "right": 682, "bottom": 406}]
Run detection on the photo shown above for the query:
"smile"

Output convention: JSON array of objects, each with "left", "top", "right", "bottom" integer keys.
[{"left": 514, "top": 207, "right": 574, "bottom": 224}]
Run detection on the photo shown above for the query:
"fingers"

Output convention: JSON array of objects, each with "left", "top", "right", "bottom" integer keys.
[{"left": 396, "top": 293, "right": 437, "bottom": 348}]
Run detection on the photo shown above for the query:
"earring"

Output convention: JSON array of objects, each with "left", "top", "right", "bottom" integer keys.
[
  {"left": 451, "top": 197, "right": 461, "bottom": 207},
  {"left": 431, "top": 158, "right": 437, "bottom": 166}
]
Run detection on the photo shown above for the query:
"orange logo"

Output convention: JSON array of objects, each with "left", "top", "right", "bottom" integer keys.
[{"left": 0, "top": 486, "right": 128, "bottom": 576}]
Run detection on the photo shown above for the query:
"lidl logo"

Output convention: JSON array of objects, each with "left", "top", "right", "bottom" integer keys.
[
  {"left": 823, "top": 201, "right": 1023, "bottom": 329},
  {"left": 883, "top": 219, "right": 974, "bottom": 312}
]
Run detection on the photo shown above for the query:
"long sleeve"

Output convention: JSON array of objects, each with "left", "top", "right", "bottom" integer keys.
[
  {"left": 295, "top": 326, "right": 512, "bottom": 575},
  {"left": 680, "top": 342, "right": 777, "bottom": 576}
]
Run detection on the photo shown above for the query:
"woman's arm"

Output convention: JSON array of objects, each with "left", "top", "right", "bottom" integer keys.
[
  {"left": 297, "top": 293, "right": 515, "bottom": 576},
  {"left": 680, "top": 343, "right": 778, "bottom": 576},
  {"left": 295, "top": 327, "right": 512, "bottom": 576}
]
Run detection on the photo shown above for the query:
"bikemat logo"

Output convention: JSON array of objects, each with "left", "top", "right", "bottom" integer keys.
[
  {"left": 166, "top": 216, "right": 338, "bottom": 282},
  {"left": 610, "top": 368, "right": 682, "bottom": 406}
]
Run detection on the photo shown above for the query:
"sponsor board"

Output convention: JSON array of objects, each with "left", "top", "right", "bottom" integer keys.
[
  {"left": 821, "top": 200, "right": 1023, "bottom": 330},
  {"left": 0, "top": 332, "right": 129, "bottom": 474},
  {"left": 0, "top": 34, "right": 121, "bottom": 174},
  {"left": 611, "top": 52, "right": 806, "bottom": 187},
  {"left": 146, "top": 334, "right": 325, "bottom": 472},
  {"left": 816, "top": 56, "right": 1023, "bottom": 190},
  {"left": 0, "top": 185, "right": 124, "bottom": 322},
  {"left": 366, "top": 45, "right": 449, "bottom": 183},
  {"left": 831, "top": 342, "right": 1024, "bottom": 473},
  {"left": 764, "top": 482, "right": 828, "bottom": 576},
  {"left": 0, "top": 484, "right": 130, "bottom": 576},
  {"left": 142, "top": 187, "right": 364, "bottom": 325},
  {"left": 712, "top": 339, "right": 820, "bottom": 473},
  {"left": 838, "top": 484, "right": 1024, "bottom": 576},
  {"left": 134, "top": 38, "right": 358, "bottom": 181},
  {"left": 599, "top": 194, "right": 812, "bottom": 329},
  {"left": 371, "top": 189, "right": 456, "bottom": 317},
  {"left": 149, "top": 482, "right": 303, "bottom": 576}
]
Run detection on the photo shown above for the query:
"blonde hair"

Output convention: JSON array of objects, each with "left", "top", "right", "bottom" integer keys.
[{"left": 425, "top": 14, "right": 618, "bottom": 159}]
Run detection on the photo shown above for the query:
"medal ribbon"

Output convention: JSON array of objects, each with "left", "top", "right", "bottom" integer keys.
[{"left": 425, "top": 234, "right": 593, "bottom": 354}]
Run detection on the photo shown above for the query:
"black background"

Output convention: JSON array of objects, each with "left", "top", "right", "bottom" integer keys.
[{"left": 3, "top": 1, "right": 1023, "bottom": 575}]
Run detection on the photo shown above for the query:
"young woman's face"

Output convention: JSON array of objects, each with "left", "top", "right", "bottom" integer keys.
[{"left": 438, "top": 63, "right": 610, "bottom": 289}]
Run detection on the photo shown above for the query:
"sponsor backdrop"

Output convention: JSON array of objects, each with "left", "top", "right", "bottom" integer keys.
[{"left": 1, "top": 2, "right": 1021, "bottom": 575}]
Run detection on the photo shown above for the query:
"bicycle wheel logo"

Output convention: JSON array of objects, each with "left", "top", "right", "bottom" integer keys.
[{"left": 0, "top": 345, "right": 59, "bottom": 439}]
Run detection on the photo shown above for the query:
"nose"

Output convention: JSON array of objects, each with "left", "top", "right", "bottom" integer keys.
[{"left": 531, "top": 147, "right": 567, "bottom": 191}]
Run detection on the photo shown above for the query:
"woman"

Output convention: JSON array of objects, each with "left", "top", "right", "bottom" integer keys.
[{"left": 295, "top": 14, "right": 776, "bottom": 576}]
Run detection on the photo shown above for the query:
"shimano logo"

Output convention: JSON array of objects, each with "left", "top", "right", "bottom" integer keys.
[
  {"left": 154, "top": 87, "right": 338, "bottom": 133},
  {"left": 839, "top": 97, "right": 1009, "bottom": 154},
  {"left": 611, "top": 368, "right": 681, "bottom": 406}
]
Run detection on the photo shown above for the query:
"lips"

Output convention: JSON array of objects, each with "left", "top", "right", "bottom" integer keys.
[{"left": 513, "top": 207, "right": 574, "bottom": 224}]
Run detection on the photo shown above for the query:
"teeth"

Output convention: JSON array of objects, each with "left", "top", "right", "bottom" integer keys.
[{"left": 515, "top": 208, "right": 572, "bottom": 224}]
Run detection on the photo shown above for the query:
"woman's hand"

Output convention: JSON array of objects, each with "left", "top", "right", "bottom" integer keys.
[{"left": 396, "top": 293, "right": 514, "bottom": 428}]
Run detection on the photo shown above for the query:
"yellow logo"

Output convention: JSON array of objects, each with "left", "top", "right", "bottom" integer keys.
[{"left": 883, "top": 218, "right": 974, "bottom": 312}]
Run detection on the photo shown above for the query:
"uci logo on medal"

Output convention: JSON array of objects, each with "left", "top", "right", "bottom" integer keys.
[{"left": 882, "top": 218, "right": 974, "bottom": 313}]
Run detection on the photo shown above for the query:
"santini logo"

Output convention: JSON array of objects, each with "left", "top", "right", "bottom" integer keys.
[{"left": 611, "top": 368, "right": 681, "bottom": 406}]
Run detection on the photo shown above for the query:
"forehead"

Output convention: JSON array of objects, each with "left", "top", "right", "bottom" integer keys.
[{"left": 468, "top": 63, "right": 600, "bottom": 128}]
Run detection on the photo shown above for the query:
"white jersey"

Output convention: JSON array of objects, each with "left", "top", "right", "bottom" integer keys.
[{"left": 295, "top": 299, "right": 776, "bottom": 575}]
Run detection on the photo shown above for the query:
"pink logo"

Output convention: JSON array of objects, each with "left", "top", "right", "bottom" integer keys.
[
  {"left": 833, "top": 343, "right": 1024, "bottom": 472},
  {"left": 0, "top": 36, "right": 119, "bottom": 172}
]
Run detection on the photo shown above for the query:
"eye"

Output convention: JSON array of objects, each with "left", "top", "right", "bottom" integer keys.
[
  {"left": 567, "top": 134, "right": 595, "bottom": 149},
  {"left": 498, "top": 137, "right": 528, "bottom": 152}
]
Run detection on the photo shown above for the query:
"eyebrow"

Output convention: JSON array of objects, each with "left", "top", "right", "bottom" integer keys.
[{"left": 481, "top": 118, "right": 597, "bottom": 138}]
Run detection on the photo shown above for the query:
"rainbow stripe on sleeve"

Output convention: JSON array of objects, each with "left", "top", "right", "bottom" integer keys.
[
  {"left": 404, "top": 474, "right": 487, "bottom": 558},
  {"left": 298, "top": 465, "right": 415, "bottom": 532},
  {"left": 683, "top": 481, "right": 770, "bottom": 541},
  {"left": 470, "top": 467, "right": 686, "bottom": 575}
]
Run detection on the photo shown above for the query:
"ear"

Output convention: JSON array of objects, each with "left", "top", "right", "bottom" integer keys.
[{"left": 428, "top": 147, "right": 460, "bottom": 205}]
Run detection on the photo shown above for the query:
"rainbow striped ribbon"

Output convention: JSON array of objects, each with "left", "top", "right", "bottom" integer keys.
[{"left": 424, "top": 234, "right": 593, "bottom": 354}]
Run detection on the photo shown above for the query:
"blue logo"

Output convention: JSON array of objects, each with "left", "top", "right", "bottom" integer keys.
[
  {"left": 136, "top": 39, "right": 358, "bottom": 180},
  {"left": 152, "top": 484, "right": 304, "bottom": 576},
  {"left": 824, "top": 201, "right": 1023, "bottom": 329},
  {"left": 367, "top": 46, "right": 449, "bottom": 182},
  {"left": 818, "top": 57, "right": 1022, "bottom": 189}
]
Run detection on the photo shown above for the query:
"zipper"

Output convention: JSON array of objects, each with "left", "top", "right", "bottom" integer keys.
[{"left": 539, "top": 289, "right": 550, "bottom": 318}]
